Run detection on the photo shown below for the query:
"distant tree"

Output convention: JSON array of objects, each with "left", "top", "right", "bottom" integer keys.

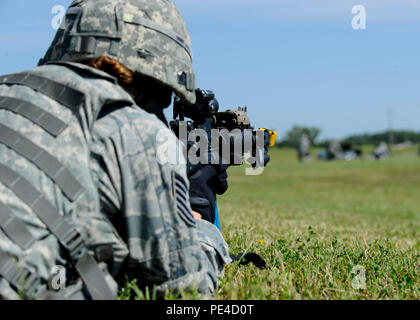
[
  {"left": 343, "top": 130, "right": 420, "bottom": 146},
  {"left": 282, "top": 126, "right": 321, "bottom": 148},
  {"left": 277, "top": 129, "right": 420, "bottom": 148}
]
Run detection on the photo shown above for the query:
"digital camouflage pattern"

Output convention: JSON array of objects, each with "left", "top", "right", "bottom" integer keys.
[
  {"left": 298, "top": 133, "right": 311, "bottom": 161},
  {"left": 41, "top": 0, "right": 196, "bottom": 104},
  {"left": 90, "top": 75, "right": 231, "bottom": 295},
  {"left": 0, "top": 62, "right": 230, "bottom": 299},
  {"left": 328, "top": 139, "right": 344, "bottom": 160},
  {"left": 1, "top": 0, "right": 230, "bottom": 299},
  {"left": 0, "top": 62, "right": 131, "bottom": 299}
]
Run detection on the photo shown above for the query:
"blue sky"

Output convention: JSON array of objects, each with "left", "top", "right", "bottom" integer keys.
[{"left": 0, "top": 0, "right": 419, "bottom": 140}]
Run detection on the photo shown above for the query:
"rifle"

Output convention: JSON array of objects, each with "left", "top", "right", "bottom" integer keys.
[
  {"left": 170, "top": 89, "right": 277, "bottom": 176},
  {"left": 170, "top": 89, "right": 276, "bottom": 228}
]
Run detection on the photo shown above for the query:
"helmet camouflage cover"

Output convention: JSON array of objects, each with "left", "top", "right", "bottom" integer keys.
[{"left": 41, "top": 0, "right": 196, "bottom": 103}]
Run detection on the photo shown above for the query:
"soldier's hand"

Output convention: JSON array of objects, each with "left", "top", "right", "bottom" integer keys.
[
  {"left": 210, "top": 164, "right": 229, "bottom": 195},
  {"left": 192, "top": 211, "right": 202, "bottom": 220},
  {"left": 188, "top": 164, "right": 229, "bottom": 224}
]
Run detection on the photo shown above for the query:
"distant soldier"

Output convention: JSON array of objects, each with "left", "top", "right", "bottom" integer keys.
[
  {"left": 372, "top": 142, "right": 391, "bottom": 160},
  {"left": 298, "top": 133, "right": 311, "bottom": 162},
  {"left": 327, "top": 140, "right": 344, "bottom": 160}
]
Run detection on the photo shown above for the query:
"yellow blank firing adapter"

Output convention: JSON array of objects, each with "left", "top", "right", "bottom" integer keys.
[{"left": 259, "top": 128, "right": 277, "bottom": 147}]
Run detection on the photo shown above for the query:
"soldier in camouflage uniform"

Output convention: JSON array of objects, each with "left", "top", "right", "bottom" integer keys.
[
  {"left": 298, "top": 133, "right": 311, "bottom": 162},
  {"left": 372, "top": 142, "right": 391, "bottom": 160},
  {"left": 0, "top": 0, "right": 230, "bottom": 300},
  {"left": 327, "top": 139, "right": 344, "bottom": 160}
]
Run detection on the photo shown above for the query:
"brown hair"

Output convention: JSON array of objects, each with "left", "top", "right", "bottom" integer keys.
[
  {"left": 87, "top": 56, "right": 135, "bottom": 87},
  {"left": 85, "top": 56, "right": 173, "bottom": 112}
]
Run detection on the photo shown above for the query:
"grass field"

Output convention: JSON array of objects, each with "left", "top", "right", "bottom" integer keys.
[{"left": 215, "top": 146, "right": 419, "bottom": 300}]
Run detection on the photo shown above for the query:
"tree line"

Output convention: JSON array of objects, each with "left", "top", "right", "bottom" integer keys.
[{"left": 277, "top": 126, "right": 420, "bottom": 148}]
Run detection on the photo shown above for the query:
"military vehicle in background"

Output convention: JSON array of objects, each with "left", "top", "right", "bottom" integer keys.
[{"left": 317, "top": 140, "right": 363, "bottom": 161}]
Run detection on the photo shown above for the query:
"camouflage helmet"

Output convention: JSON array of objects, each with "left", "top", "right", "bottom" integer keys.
[{"left": 40, "top": 0, "right": 196, "bottom": 103}]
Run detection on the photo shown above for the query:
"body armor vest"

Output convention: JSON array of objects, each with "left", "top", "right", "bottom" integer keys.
[{"left": 0, "top": 62, "right": 133, "bottom": 299}]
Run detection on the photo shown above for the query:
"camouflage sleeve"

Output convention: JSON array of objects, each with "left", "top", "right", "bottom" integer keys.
[{"left": 90, "top": 108, "right": 230, "bottom": 296}]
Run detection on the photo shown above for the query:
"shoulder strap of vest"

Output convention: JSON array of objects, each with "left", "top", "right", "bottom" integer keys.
[
  {"left": 0, "top": 72, "right": 84, "bottom": 110},
  {"left": 0, "top": 163, "right": 115, "bottom": 300},
  {"left": 0, "top": 96, "right": 68, "bottom": 137},
  {"left": 0, "top": 248, "right": 41, "bottom": 299},
  {"left": 0, "top": 201, "right": 35, "bottom": 250},
  {"left": 0, "top": 123, "right": 83, "bottom": 201}
]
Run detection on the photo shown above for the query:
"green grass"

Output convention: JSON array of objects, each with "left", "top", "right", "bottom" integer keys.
[
  {"left": 121, "top": 146, "right": 419, "bottom": 300},
  {"left": 215, "top": 146, "right": 419, "bottom": 300}
]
